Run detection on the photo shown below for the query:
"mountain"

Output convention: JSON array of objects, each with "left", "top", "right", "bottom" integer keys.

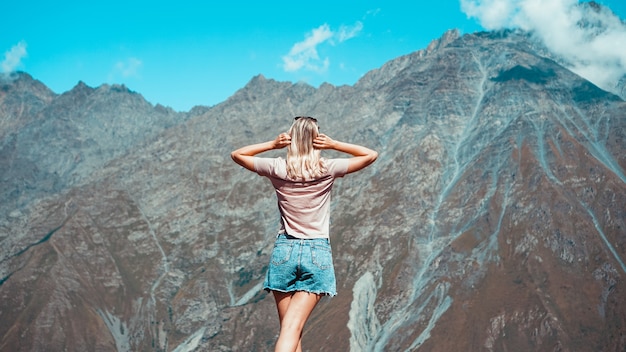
[
  {"left": 0, "top": 74, "right": 193, "bottom": 219},
  {"left": 0, "top": 28, "right": 625, "bottom": 352}
]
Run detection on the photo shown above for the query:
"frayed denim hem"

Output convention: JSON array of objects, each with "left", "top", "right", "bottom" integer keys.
[{"left": 264, "top": 287, "right": 337, "bottom": 297}]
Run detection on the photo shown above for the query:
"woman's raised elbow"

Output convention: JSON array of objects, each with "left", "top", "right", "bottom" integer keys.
[
  {"left": 365, "top": 150, "right": 378, "bottom": 166},
  {"left": 231, "top": 151, "right": 245, "bottom": 167},
  {"left": 371, "top": 151, "right": 379, "bottom": 163}
]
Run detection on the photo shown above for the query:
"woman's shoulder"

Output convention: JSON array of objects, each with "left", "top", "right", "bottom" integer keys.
[
  {"left": 321, "top": 157, "right": 346, "bottom": 165},
  {"left": 254, "top": 156, "right": 286, "bottom": 176},
  {"left": 256, "top": 156, "right": 285, "bottom": 164},
  {"left": 321, "top": 157, "right": 349, "bottom": 177}
]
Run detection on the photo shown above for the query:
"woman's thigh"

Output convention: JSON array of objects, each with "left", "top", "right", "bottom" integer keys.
[{"left": 273, "top": 291, "right": 321, "bottom": 328}]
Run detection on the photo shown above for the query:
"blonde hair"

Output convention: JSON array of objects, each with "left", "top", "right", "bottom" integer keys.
[{"left": 286, "top": 117, "right": 326, "bottom": 180}]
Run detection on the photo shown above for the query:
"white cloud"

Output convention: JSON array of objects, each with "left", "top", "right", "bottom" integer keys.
[
  {"left": 1, "top": 41, "right": 28, "bottom": 73},
  {"left": 338, "top": 21, "right": 364, "bottom": 42},
  {"left": 461, "top": 0, "right": 518, "bottom": 29},
  {"left": 461, "top": 0, "right": 626, "bottom": 93},
  {"left": 365, "top": 8, "right": 381, "bottom": 18},
  {"left": 282, "top": 21, "right": 363, "bottom": 73},
  {"left": 114, "top": 57, "right": 143, "bottom": 78}
]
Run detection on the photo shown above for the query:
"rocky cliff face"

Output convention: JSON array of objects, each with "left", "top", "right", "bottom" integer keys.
[
  {"left": 0, "top": 75, "right": 189, "bottom": 220},
  {"left": 0, "top": 28, "right": 625, "bottom": 352}
]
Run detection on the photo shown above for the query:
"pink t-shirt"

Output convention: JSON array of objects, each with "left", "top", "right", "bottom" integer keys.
[{"left": 254, "top": 157, "right": 349, "bottom": 239}]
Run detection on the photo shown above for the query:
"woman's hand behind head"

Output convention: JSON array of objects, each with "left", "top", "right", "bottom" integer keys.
[
  {"left": 313, "top": 134, "right": 335, "bottom": 150},
  {"left": 273, "top": 133, "right": 292, "bottom": 149}
]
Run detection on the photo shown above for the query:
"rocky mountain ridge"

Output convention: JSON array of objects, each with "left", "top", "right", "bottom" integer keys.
[
  {"left": 0, "top": 74, "right": 193, "bottom": 223},
  {"left": 1, "top": 27, "right": 625, "bottom": 352}
]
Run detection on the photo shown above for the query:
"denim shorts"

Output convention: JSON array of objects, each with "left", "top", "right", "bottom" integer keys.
[{"left": 263, "top": 234, "right": 337, "bottom": 296}]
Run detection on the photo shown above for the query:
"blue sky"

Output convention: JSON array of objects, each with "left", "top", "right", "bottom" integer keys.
[{"left": 2, "top": 1, "right": 625, "bottom": 111}]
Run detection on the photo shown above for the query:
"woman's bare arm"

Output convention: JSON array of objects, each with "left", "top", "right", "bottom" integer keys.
[
  {"left": 314, "top": 134, "right": 378, "bottom": 174},
  {"left": 231, "top": 133, "right": 291, "bottom": 172}
]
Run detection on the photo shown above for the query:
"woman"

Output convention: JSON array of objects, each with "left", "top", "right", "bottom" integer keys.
[{"left": 231, "top": 116, "right": 377, "bottom": 352}]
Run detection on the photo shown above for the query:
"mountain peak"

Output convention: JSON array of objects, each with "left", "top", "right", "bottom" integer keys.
[
  {"left": 0, "top": 71, "right": 55, "bottom": 97},
  {"left": 66, "top": 80, "right": 96, "bottom": 97},
  {"left": 425, "top": 28, "right": 461, "bottom": 54},
  {"left": 0, "top": 72, "right": 56, "bottom": 135}
]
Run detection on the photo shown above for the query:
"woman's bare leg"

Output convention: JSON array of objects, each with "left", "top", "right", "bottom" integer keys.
[
  {"left": 274, "top": 292, "right": 302, "bottom": 352},
  {"left": 273, "top": 291, "right": 321, "bottom": 352}
]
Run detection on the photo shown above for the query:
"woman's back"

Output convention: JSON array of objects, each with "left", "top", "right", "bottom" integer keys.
[{"left": 255, "top": 157, "right": 349, "bottom": 239}]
